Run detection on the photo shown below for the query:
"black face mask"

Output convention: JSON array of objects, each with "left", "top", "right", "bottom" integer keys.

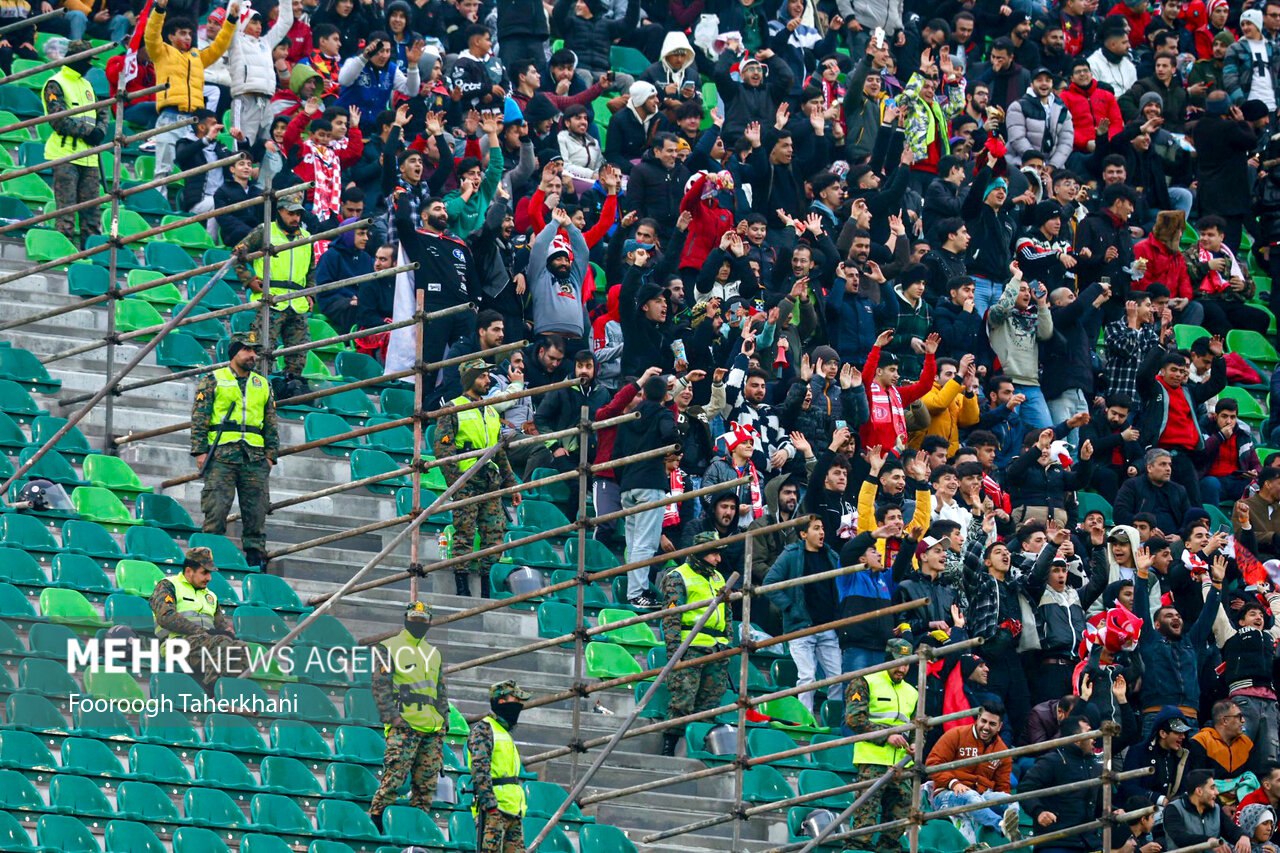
[
  {"left": 405, "top": 621, "right": 429, "bottom": 639},
  {"left": 70, "top": 59, "right": 94, "bottom": 75},
  {"left": 490, "top": 699, "right": 523, "bottom": 729}
]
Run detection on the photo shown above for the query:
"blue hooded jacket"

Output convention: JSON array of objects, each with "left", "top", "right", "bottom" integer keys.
[{"left": 315, "top": 217, "right": 373, "bottom": 303}]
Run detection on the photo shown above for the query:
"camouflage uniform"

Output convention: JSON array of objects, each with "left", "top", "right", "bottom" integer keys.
[
  {"left": 844, "top": 638, "right": 916, "bottom": 853},
  {"left": 469, "top": 680, "right": 532, "bottom": 853},
  {"left": 148, "top": 548, "right": 247, "bottom": 691},
  {"left": 191, "top": 333, "right": 279, "bottom": 558},
  {"left": 233, "top": 219, "right": 314, "bottom": 377},
  {"left": 369, "top": 603, "right": 451, "bottom": 821},
  {"left": 42, "top": 45, "right": 108, "bottom": 246},
  {"left": 660, "top": 533, "right": 732, "bottom": 756},
  {"left": 434, "top": 366, "right": 517, "bottom": 596}
]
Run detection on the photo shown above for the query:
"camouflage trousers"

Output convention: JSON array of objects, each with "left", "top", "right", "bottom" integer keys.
[
  {"left": 253, "top": 307, "right": 310, "bottom": 377},
  {"left": 850, "top": 763, "right": 913, "bottom": 853},
  {"left": 667, "top": 646, "right": 730, "bottom": 719},
  {"left": 369, "top": 726, "right": 443, "bottom": 814},
  {"left": 183, "top": 632, "right": 249, "bottom": 691},
  {"left": 52, "top": 163, "right": 102, "bottom": 243},
  {"left": 452, "top": 470, "right": 505, "bottom": 576},
  {"left": 201, "top": 456, "right": 270, "bottom": 552},
  {"left": 477, "top": 807, "right": 525, "bottom": 853}
]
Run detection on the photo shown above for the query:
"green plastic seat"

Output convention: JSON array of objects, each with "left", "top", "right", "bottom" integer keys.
[
  {"left": 194, "top": 750, "right": 255, "bottom": 791},
  {"left": 504, "top": 536, "right": 571, "bottom": 571},
  {"left": 138, "top": 710, "right": 201, "bottom": 746},
  {"left": 108, "top": 208, "right": 154, "bottom": 244},
  {"left": 549, "top": 570, "right": 610, "bottom": 609},
  {"left": 334, "top": 351, "right": 385, "bottom": 383},
  {"left": 304, "top": 411, "right": 366, "bottom": 458},
  {"left": 241, "top": 836, "right": 294, "bottom": 853},
  {"left": 244, "top": 573, "right": 310, "bottom": 615},
  {"left": 0, "top": 85, "right": 44, "bottom": 117},
  {"left": 149, "top": 672, "right": 207, "bottom": 709},
  {"left": 188, "top": 532, "right": 252, "bottom": 572},
  {"left": 0, "top": 347, "right": 61, "bottom": 395},
  {"left": 342, "top": 689, "right": 379, "bottom": 727},
  {"left": 271, "top": 720, "right": 332, "bottom": 760},
  {"left": 333, "top": 725, "right": 385, "bottom": 764},
  {"left": 115, "top": 559, "right": 165, "bottom": 597},
  {"left": 363, "top": 416, "right": 414, "bottom": 461},
  {"left": 296, "top": 613, "right": 356, "bottom": 650},
  {"left": 536, "top": 600, "right": 582, "bottom": 641},
  {"left": 157, "top": 332, "right": 214, "bottom": 369},
  {"left": 127, "top": 745, "right": 193, "bottom": 785},
  {"left": 50, "top": 773, "right": 117, "bottom": 816},
  {"left": 523, "top": 818, "right": 573, "bottom": 853},
  {"left": 233, "top": 605, "right": 290, "bottom": 644},
  {"left": 36, "top": 814, "right": 102, "bottom": 852},
  {"left": 1076, "top": 491, "right": 1114, "bottom": 525},
  {"left": 39, "top": 588, "right": 107, "bottom": 628},
  {"left": 9, "top": 174, "right": 56, "bottom": 205},
  {"left": 144, "top": 241, "right": 197, "bottom": 276},
  {"left": 0, "top": 730, "right": 57, "bottom": 771},
  {"left": 1218, "top": 386, "right": 1268, "bottom": 424},
  {"left": 105, "top": 820, "right": 167, "bottom": 853},
  {"left": 759, "top": 695, "right": 826, "bottom": 733},
  {"left": 60, "top": 736, "right": 127, "bottom": 776},
  {"left": 31, "top": 416, "right": 93, "bottom": 462},
  {"left": 382, "top": 804, "right": 444, "bottom": 845},
  {"left": 0, "top": 411, "right": 27, "bottom": 455},
  {"left": 17, "top": 447, "right": 86, "bottom": 492},
  {"left": 116, "top": 298, "right": 165, "bottom": 340},
  {"left": 123, "top": 530, "right": 185, "bottom": 570},
  {"left": 742, "top": 764, "right": 795, "bottom": 804},
  {"left": 1228, "top": 329, "right": 1280, "bottom": 368},
  {"left": 564, "top": 537, "right": 619, "bottom": 571},
  {"left": 0, "top": 544, "right": 49, "bottom": 587},
  {"left": 307, "top": 316, "right": 345, "bottom": 355},
  {"left": 525, "top": 780, "right": 591, "bottom": 822},
  {"left": 584, "top": 641, "right": 642, "bottom": 678},
  {"left": 184, "top": 787, "right": 251, "bottom": 828},
  {"left": 797, "top": 768, "right": 853, "bottom": 808},
  {"left": 124, "top": 188, "right": 172, "bottom": 219},
  {"left": 448, "top": 812, "right": 477, "bottom": 849},
  {"left": 83, "top": 453, "right": 150, "bottom": 500},
  {"left": 171, "top": 826, "right": 231, "bottom": 853},
  {"left": 0, "top": 767, "right": 48, "bottom": 810},
  {"left": 325, "top": 762, "right": 378, "bottom": 800},
  {"left": 0, "top": 582, "right": 45, "bottom": 626},
  {"left": 322, "top": 388, "right": 376, "bottom": 423},
  {"left": 71, "top": 702, "right": 134, "bottom": 740},
  {"left": 61, "top": 516, "right": 128, "bottom": 565},
  {"left": 598, "top": 607, "right": 661, "bottom": 651},
  {"left": 84, "top": 668, "right": 145, "bottom": 704},
  {"left": 160, "top": 218, "right": 218, "bottom": 253},
  {"left": 917, "top": 819, "right": 973, "bottom": 853},
  {"left": 250, "top": 792, "right": 314, "bottom": 834},
  {"left": 517, "top": 499, "right": 572, "bottom": 530},
  {"left": 27, "top": 622, "right": 77, "bottom": 659},
  {"left": 86, "top": 236, "right": 141, "bottom": 272},
  {"left": 127, "top": 269, "right": 184, "bottom": 306},
  {"left": 68, "top": 262, "right": 111, "bottom": 297},
  {"left": 1172, "top": 323, "right": 1211, "bottom": 350},
  {"left": 317, "top": 799, "right": 384, "bottom": 841},
  {"left": 135, "top": 492, "right": 200, "bottom": 535},
  {"left": 261, "top": 754, "right": 323, "bottom": 796},
  {"left": 188, "top": 276, "right": 242, "bottom": 310},
  {"left": 104, "top": 593, "right": 155, "bottom": 632},
  {"left": 214, "top": 676, "right": 273, "bottom": 711},
  {"left": 524, "top": 467, "right": 573, "bottom": 503},
  {"left": 51, "top": 551, "right": 116, "bottom": 593},
  {"left": 350, "top": 448, "right": 409, "bottom": 495},
  {"left": 609, "top": 44, "right": 651, "bottom": 75},
  {"left": 205, "top": 712, "right": 269, "bottom": 753},
  {"left": 0, "top": 379, "right": 45, "bottom": 423},
  {"left": 579, "top": 824, "right": 638, "bottom": 852},
  {"left": 379, "top": 387, "right": 414, "bottom": 418},
  {"left": 19, "top": 657, "right": 80, "bottom": 697}
]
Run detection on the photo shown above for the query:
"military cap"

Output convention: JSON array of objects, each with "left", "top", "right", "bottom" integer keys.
[
  {"left": 184, "top": 547, "right": 215, "bottom": 569},
  {"left": 490, "top": 680, "right": 532, "bottom": 701},
  {"left": 692, "top": 530, "right": 725, "bottom": 551},
  {"left": 405, "top": 600, "right": 432, "bottom": 622},
  {"left": 67, "top": 39, "right": 93, "bottom": 56},
  {"left": 884, "top": 638, "right": 912, "bottom": 660}
]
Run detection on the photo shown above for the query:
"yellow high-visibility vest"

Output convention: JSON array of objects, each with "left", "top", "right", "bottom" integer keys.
[
  {"left": 210, "top": 367, "right": 270, "bottom": 447},
  {"left": 250, "top": 222, "right": 312, "bottom": 313},
  {"left": 851, "top": 669, "right": 918, "bottom": 767},
  {"left": 671, "top": 564, "right": 729, "bottom": 647},
  {"left": 156, "top": 573, "right": 218, "bottom": 653},
  {"left": 379, "top": 630, "right": 444, "bottom": 734},
  {"left": 451, "top": 395, "right": 500, "bottom": 473},
  {"left": 469, "top": 716, "right": 527, "bottom": 817},
  {"left": 43, "top": 68, "right": 98, "bottom": 168}
]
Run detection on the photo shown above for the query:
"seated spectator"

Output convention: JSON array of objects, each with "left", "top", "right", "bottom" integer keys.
[
  {"left": 315, "top": 218, "right": 373, "bottom": 334},
  {"left": 1114, "top": 449, "right": 1192, "bottom": 534},
  {"left": 1199, "top": 399, "right": 1263, "bottom": 506},
  {"left": 213, "top": 152, "right": 264, "bottom": 247},
  {"left": 1162, "top": 770, "right": 1246, "bottom": 850},
  {"left": 927, "top": 702, "right": 1019, "bottom": 841},
  {"left": 174, "top": 109, "right": 232, "bottom": 216}
]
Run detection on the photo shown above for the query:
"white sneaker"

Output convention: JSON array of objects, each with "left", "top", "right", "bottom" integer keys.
[{"left": 1001, "top": 804, "right": 1022, "bottom": 841}]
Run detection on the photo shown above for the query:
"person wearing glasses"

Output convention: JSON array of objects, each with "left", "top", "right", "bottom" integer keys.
[{"left": 1187, "top": 700, "right": 1260, "bottom": 788}]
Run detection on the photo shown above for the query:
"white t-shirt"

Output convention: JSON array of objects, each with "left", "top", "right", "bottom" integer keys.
[{"left": 1248, "top": 38, "right": 1277, "bottom": 111}]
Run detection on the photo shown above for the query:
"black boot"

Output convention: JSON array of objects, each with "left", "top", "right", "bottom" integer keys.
[
  {"left": 661, "top": 731, "right": 681, "bottom": 757},
  {"left": 454, "top": 571, "right": 471, "bottom": 597},
  {"left": 244, "top": 549, "right": 267, "bottom": 570},
  {"left": 369, "top": 811, "right": 384, "bottom": 834},
  {"left": 479, "top": 572, "right": 491, "bottom": 599}
]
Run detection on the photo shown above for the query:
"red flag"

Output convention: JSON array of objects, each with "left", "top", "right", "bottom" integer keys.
[
  {"left": 120, "top": 0, "right": 155, "bottom": 92},
  {"left": 1236, "top": 537, "right": 1269, "bottom": 587}
]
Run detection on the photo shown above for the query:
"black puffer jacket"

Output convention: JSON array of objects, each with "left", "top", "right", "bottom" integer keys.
[
  {"left": 712, "top": 50, "right": 795, "bottom": 144},
  {"left": 1119, "top": 706, "right": 1191, "bottom": 807},
  {"left": 1006, "top": 448, "right": 1094, "bottom": 515},
  {"left": 550, "top": 0, "right": 638, "bottom": 74},
  {"left": 1021, "top": 745, "right": 1103, "bottom": 850}
]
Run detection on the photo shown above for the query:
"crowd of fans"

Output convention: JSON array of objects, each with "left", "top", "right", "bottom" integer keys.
[{"left": 19, "top": 0, "right": 1280, "bottom": 842}]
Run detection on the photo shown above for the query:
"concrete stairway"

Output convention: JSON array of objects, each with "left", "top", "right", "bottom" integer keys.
[{"left": 0, "top": 241, "right": 798, "bottom": 852}]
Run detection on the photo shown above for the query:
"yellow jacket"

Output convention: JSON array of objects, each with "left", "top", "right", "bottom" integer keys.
[
  {"left": 145, "top": 10, "right": 236, "bottom": 114},
  {"left": 909, "top": 379, "right": 980, "bottom": 456},
  {"left": 857, "top": 477, "right": 931, "bottom": 562}
]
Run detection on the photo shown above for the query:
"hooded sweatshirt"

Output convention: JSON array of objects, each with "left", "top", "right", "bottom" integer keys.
[
  {"left": 229, "top": 0, "right": 294, "bottom": 98},
  {"left": 528, "top": 222, "right": 590, "bottom": 337},
  {"left": 641, "top": 31, "right": 701, "bottom": 93},
  {"left": 1119, "top": 705, "right": 1192, "bottom": 806},
  {"left": 1093, "top": 524, "right": 1161, "bottom": 615},
  {"left": 314, "top": 217, "right": 374, "bottom": 298},
  {"left": 271, "top": 63, "right": 325, "bottom": 120}
]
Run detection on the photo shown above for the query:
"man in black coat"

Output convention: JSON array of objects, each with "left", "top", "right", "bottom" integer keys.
[
  {"left": 1113, "top": 449, "right": 1193, "bottom": 534},
  {"left": 1193, "top": 92, "right": 1259, "bottom": 250},
  {"left": 1074, "top": 183, "right": 1138, "bottom": 324},
  {"left": 1021, "top": 715, "right": 1103, "bottom": 850},
  {"left": 713, "top": 47, "right": 794, "bottom": 145},
  {"left": 625, "top": 133, "right": 689, "bottom": 232},
  {"left": 1041, "top": 282, "right": 1111, "bottom": 438},
  {"left": 616, "top": 375, "right": 679, "bottom": 608}
]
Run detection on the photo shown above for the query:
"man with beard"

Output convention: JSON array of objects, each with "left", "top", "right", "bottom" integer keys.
[
  {"left": 725, "top": 340, "right": 795, "bottom": 475},
  {"left": 468, "top": 680, "right": 532, "bottom": 851},
  {"left": 1119, "top": 707, "right": 1194, "bottom": 812},
  {"left": 681, "top": 491, "right": 748, "bottom": 584},
  {"left": 749, "top": 476, "right": 804, "bottom": 635},
  {"left": 1078, "top": 395, "right": 1144, "bottom": 503},
  {"left": 527, "top": 210, "right": 590, "bottom": 343},
  {"left": 1136, "top": 343, "right": 1228, "bottom": 505},
  {"left": 923, "top": 217, "right": 971, "bottom": 302},
  {"left": 530, "top": 350, "right": 612, "bottom": 493},
  {"left": 928, "top": 703, "right": 1019, "bottom": 841},
  {"left": 368, "top": 601, "right": 450, "bottom": 832}
]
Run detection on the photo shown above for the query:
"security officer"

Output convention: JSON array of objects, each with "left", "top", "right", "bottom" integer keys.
[
  {"left": 468, "top": 679, "right": 531, "bottom": 853},
  {"left": 845, "top": 638, "right": 918, "bottom": 853},
  {"left": 233, "top": 195, "right": 314, "bottom": 384},
  {"left": 433, "top": 358, "right": 520, "bottom": 598},
  {"left": 659, "top": 530, "right": 733, "bottom": 756},
  {"left": 149, "top": 547, "right": 247, "bottom": 693},
  {"left": 191, "top": 330, "right": 278, "bottom": 569},
  {"left": 368, "top": 601, "right": 450, "bottom": 833},
  {"left": 42, "top": 40, "right": 109, "bottom": 247}
]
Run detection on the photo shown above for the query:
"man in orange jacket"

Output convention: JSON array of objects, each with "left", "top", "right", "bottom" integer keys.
[{"left": 927, "top": 702, "right": 1020, "bottom": 842}]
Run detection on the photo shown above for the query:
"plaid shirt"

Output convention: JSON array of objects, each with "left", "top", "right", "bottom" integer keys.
[{"left": 1104, "top": 320, "right": 1161, "bottom": 404}]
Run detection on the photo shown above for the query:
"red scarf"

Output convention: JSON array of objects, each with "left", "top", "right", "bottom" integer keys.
[
  {"left": 869, "top": 382, "right": 908, "bottom": 446},
  {"left": 663, "top": 468, "right": 685, "bottom": 527}
]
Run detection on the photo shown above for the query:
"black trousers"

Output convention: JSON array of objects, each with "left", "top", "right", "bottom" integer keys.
[{"left": 1169, "top": 449, "right": 1202, "bottom": 507}]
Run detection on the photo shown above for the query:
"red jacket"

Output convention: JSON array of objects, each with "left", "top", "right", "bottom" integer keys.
[
  {"left": 592, "top": 381, "right": 642, "bottom": 481},
  {"left": 1060, "top": 80, "right": 1124, "bottom": 152},
  {"left": 105, "top": 54, "right": 157, "bottom": 106},
  {"left": 1133, "top": 236, "right": 1194, "bottom": 299},
  {"left": 678, "top": 173, "right": 735, "bottom": 271},
  {"left": 926, "top": 725, "right": 1012, "bottom": 794},
  {"left": 859, "top": 347, "right": 936, "bottom": 450},
  {"left": 1107, "top": 2, "right": 1151, "bottom": 38}
]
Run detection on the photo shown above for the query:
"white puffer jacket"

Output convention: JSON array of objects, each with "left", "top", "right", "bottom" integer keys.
[{"left": 229, "top": 1, "right": 293, "bottom": 97}]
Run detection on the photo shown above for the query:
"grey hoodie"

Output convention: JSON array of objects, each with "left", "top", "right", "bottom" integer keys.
[{"left": 527, "top": 221, "right": 589, "bottom": 338}]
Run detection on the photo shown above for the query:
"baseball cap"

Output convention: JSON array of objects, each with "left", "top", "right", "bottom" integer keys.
[
  {"left": 405, "top": 601, "right": 432, "bottom": 622},
  {"left": 277, "top": 196, "right": 305, "bottom": 212}
]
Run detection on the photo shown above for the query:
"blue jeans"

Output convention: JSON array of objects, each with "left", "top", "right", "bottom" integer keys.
[
  {"left": 1169, "top": 186, "right": 1194, "bottom": 216},
  {"left": 65, "top": 9, "right": 87, "bottom": 39},
  {"left": 621, "top": 488, "right": 665, "bottom": 599},
  {"left": 842, "top": 646, "right": 883, "bottom": 675},
  {"left": 973, "top": 276, "right": 1003, "bottom": 316},
  {"left": 790, "top": 629, "right": 843, "bottom": 713},
  {"left": 1013, "top": 384, "right": 1053, "bottom": 432},
  {"left": 1048, "top": 388, "right": 1088, "bottom": 447},
  {"left": 932, "top": 789, "right": 1009, "bottom": 828}
]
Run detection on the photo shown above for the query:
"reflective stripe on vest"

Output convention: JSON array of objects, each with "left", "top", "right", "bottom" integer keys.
[
  {"left": 251, "top": 222, "right": 312, "bottom": 313},
  {"left": 468, "top": 716, "right": 527, "bottom": 817},
  {"left": 672, "top": 564, "right": 729, "bottom": 647},
  {"left": 157, "top": 573, "right": 218, "bottom": 653},
  {"left": 451, "top": 395, "right": 501, "bottom": 473},
  {"left": 43, "top": 69, "right": 98, "bottom": 168},
  {"left": 210, "top": 367, "right": 270, "bottom": 447},
  {"left": 851, "top": 669, "right": 919, "bottom": 768},
  {"left": 380, "top": 631, "right": 444, "bottom": 734}
]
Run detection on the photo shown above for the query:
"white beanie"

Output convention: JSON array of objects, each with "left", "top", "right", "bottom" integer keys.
[
  {"left": 630, "top": 80, "right": 658, "bottom": 108},
  {"left": 1242, "top": 8, "right": 1264, "bottom": 31}
]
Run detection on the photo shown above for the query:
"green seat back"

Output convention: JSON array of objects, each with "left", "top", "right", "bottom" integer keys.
[
  {"left": 104, "top": 820, "right": 167, "bottom": 853},
  {"left": 19, "top": 657, "right": 80, "bottom": 696},
  {"left": 232, "top": 605, "right": 289, "bottom": 644},
  {"left": 244, "top": 573, "right": 307, "bottom": 611},
  {"left": 578, "top": 824, "right": 638, "bottom": 853},
  {"left": 0, "top": 347, "right": 60, "bottom": 394},
  {"left": 157, "top": 331, "right": 214, "bottom": 369},
  {"left": 1219, "top": 386, "right": 1268, "bottom": 421},
  {"left": 116, "top": 298, "right": 165, "bottom": 338},
  {"left": 184, "top": 786, "right": 251, "bottom": 828},
  {"left": 383, "top": 804, "right": 447, "bottom": 845},
  {"left": 117, "top": 780, "right": 184, "bottom": 822},
  {"left": 194, "top": 749, "right": 256, "bottom": 790},
  {"left": 334, "top": 725, "right": 385, "bottom": 764},
  {"left": 171, "top": 826, "right": 231, "bottom": 853},
  {"left": 31, "top": 416, "right": 92, "bottom": 460},
  {"left": 39, "top": 588, "right": 106, "bottom": 627},
  {"left": 188, "top": 532, "right": 251, "bottom": 571},
  {"left": 127, "top": 269, "right": 185, "bottom": 305},
  {"left": 0, "top": 379, "right": 43, "bottom": 421},
  {"left": 261, "top": 754, "right": 324, "bottom": 796},
  {"left": 343, "top": 689, "right": 379, "bottom": 727},
  {"left": 144, "top": 241, "right": 197, "bottom": 275},
  {"left": 116, "top": 559, "right": 165, "bottom": 596},
  {"left": 0, "top": 411, "right": 29, "bottom": 454},
  {"left": 60, "top": 736, "right": 127, "bottom": 776},
  {"left": 250, "top": 792, "right": 314, "bottom": 834},
  {"left": 138, "top": 710, "right": 201, "bottom": 746},
  {"left": 0, "top": 767, "right": 47, "bottom": 810},
  {"left": 214, "top": 676, "right": 272, "bottom": 709},
  {"left": 205, "top": 712, "right": 269, "bottom": 753},
  {"left": 296, "top": 613, "right": 356, "bottom": 649},
  {"left": 124, "top": 527, "right": 186, "bottom": 567},
  {"left": 0, "top": 545, "right": 48, "bottom": 586},
  {"left": 325, "top": 762, "right": 378, "bottom": 799},
  {"left": 518, "top": 499, "right": 571, "bottom": 529},
  {"left": 323, "top": 388, "right": 376, "bottom": 421},
  {"left": 135, "top": 492, "right": 199, "bottom": 534},
  {"left": 0, "top": 730, "right": 57, "bottom": 771},
  {"left": 1076, "top": 491, "right": 1114, "bottom": 526},
  {"left": 83, "top": 453, "right": 148, "bottom": 494},
  {"left": 380, "top": 387, "right": 414, "bottom": 417},
  {"left": 317, "top": 799, "right": 384, "bottom": 840},
  {"left": 104, "top": 593, "right": 155, "bottom": 631},
  {"left": 270, "top": 719, "right": 332, "bottom": 760},
  {"left": 350, "top": 448, "right": 409, "bottom": 493},
  {"left": 127, "top": 745, "right": 193, "bottom": 785},
  {"left": 71, "top": 703, "right": 133, "bottom": 740},
  {"left": 1172, "top": 323, "right": 1211, "bottom": 350},
  {"left": 4, "top": 692, "right": 66, "bottom": 732},
  {"left": 564, "top": 537, "right": 619, "bottom": 571},
  {"left": 17, "top": 445, "right": 82, "bottom": 487},
  {"left": 742, "top": 764, "right": 794, "bottom": 804},
  {"left": 68, "top": 262, "right": 111, "bottom": 297},
  {"left": 52, "top": 552, "right": 115, "bottom": 592},
  {"left": 240, "top": 836, "right": 294, "bottom": 853},
  {"left": 36, "top": 814, "right": 102, "bottom": 852},
  {"left": 84, "top": 668, "right": 144, "bottom": 704},
  {"left": 523, "top": 818, "right": 573, "bottom": 853},
  {"left": 584, "top": 641, "right": 642, "bottom": 678},
  {"left": 597, "top": 607, "right": 660, "bottom": 648},
  {"left": 150, "top": 672, "right": 207, "bottom": 708}
]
